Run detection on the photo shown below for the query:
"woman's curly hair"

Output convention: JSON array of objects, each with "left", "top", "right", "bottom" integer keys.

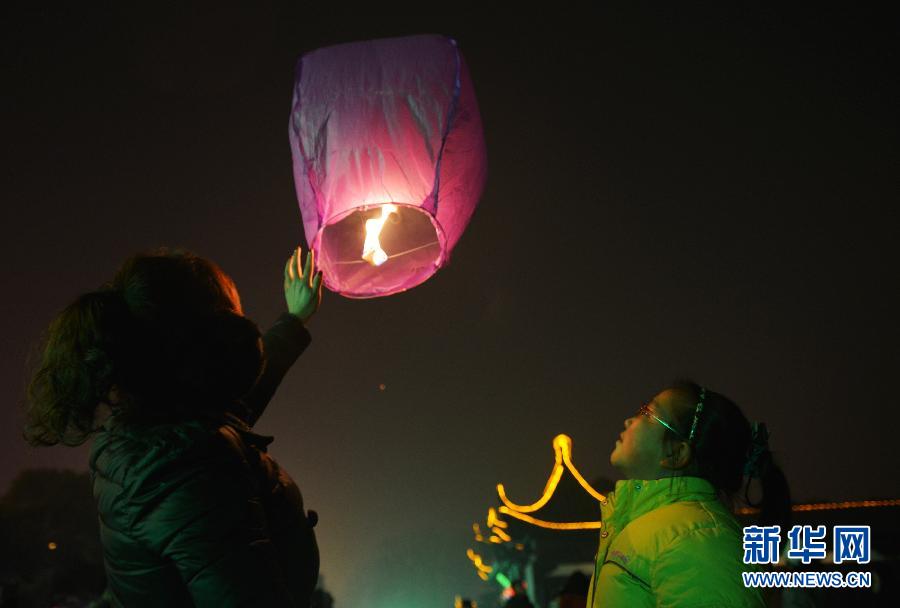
[{"left": 25, "top": 249, "right": 264, "bottom": 446}]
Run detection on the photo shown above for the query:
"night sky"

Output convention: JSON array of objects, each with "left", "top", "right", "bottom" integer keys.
[{"left": 2, "top": 5, "right": 898, "bottom": 607}]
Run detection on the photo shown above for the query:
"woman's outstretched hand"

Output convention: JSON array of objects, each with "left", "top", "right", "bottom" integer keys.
[{"left": 284, "top": 246, "right": 323, "bottom": 323}]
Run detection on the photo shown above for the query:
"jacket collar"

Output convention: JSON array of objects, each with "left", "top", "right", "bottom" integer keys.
[{"left": 602, "top": 476, "right": 718, "bottom": 529}]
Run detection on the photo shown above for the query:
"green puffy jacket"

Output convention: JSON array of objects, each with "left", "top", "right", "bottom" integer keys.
[
  {"left": 587, "top": 477, "right": 765, "bottom": 608},
  {"left": 90, "top": 314, "right": 318, "bottom": 607}
]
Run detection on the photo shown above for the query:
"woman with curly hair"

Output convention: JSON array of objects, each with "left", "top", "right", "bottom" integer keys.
[{"left": 26, "top": 246, "right": 323, "bottom": 607}]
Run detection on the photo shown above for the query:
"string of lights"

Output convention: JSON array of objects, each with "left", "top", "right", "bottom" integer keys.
[{"left": 737, "top": 498, "right": 900, "bottom": 515}]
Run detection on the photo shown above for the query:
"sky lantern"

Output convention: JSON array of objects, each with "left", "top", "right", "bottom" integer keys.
[{"left": 289, "top": 34, "right": 487, "bottom": 298}]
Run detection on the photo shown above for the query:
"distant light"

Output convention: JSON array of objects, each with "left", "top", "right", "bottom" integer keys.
[
  {"left": 737, "top": 498, "right": 900, "bottom": 515},
  {"left": 472, "top": 523, "right": 485, "bottom": 543},
  {"left": 47, "top": 542, "right": 57, "bottom": 550},
  {"left": 466, "top": 548, "right": 493, "bottom": 578},
  {"left": 491, "top": 526, "right": 511, "bottom": 542},
  {"left": 486, "top": 507, "right": 508, "bottom": 529},
  {"left": 378, "top": 383, "right": 386, "bottom": 391}
]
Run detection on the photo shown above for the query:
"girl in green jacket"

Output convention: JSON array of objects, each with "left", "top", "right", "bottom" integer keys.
[{"left": 588, "top": 382, "right": 791, "bottom": 607}]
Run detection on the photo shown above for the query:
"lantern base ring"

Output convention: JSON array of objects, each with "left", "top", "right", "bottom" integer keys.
[{"left": 332, "top": 240, "right": 441, "bottom": 265}]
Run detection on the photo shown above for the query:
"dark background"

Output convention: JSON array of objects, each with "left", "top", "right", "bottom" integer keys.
[{"left": 2, "top": 5, "right": 898, "bottom": 607}]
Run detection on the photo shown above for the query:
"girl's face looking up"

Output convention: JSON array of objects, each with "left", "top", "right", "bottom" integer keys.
[{"left": 610, "top": 388, "right": 691, "bottom": 480}]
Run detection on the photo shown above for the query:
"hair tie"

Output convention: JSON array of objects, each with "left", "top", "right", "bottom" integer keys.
[{"left": 744, "top": 422, "right": 770, "bottom": 477}]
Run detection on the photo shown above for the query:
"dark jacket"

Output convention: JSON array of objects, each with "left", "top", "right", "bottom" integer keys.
[{"left": 90, "top": 313, "right": 318, "bottom": 607}]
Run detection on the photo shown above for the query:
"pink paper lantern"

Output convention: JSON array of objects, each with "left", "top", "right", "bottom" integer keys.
[{"left": 289, "top": 35, "right": 487, "bottom": 298}]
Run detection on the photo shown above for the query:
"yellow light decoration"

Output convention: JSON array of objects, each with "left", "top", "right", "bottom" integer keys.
[
  {"left": 497, "top": 434, "right": 605, "bottom": 514},
  {"left": 494, "top": 434, "right": 606, "bottom": 531},
  {"left": 736, "top": 498, "right": 900, "bottom": 515},
  {"left": 556, "top": 434, "right": 607, "bottom": 503},
  {"left": 497, "top": 440, "right": 564, "bottom": 513},
  {"left": 478, "top": 571, "right": 489, "bottom": 581},
  {"left": 486, "top": 507, "right": 508, "bottom": 529},
  {"left": 47, "top": 542, "right": 58, "bottom": 550},
  {"left": 361, "top": 204, "right": 398, "bottom": 266},
  {"left": 491, "top": 526, "right": 512, "bottom": 542},
  {"left": 466, "top": 548, "right": 493, "bottom": 574},
  {"left": 498, "top": 505, "right": 603, "bottom": 530}
]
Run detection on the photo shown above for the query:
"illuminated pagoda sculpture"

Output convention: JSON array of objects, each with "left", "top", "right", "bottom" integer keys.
[
  {"left": 466, "top": 435, "right": 607, "bottom": 602},
  {"left": 289, "top": 34, "right": 487, "bottom": 298},
  {"left": 496, "top": 434, "right": 605, "bottom": 530}
]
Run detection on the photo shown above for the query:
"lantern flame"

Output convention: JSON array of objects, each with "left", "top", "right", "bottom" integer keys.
[{"left": 362, "top": 204, "right": 398, "bottom": 266}]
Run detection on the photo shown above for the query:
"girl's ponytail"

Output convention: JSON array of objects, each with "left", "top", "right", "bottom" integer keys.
[
  {"left": 669, "top": 382, "right": 792, "bottom": 530},
  {"left": 744, "top": 423, "right": 792, "bottom": 532}
]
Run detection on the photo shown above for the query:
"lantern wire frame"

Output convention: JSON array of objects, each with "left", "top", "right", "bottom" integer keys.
[{"left": 313, "top": 202, "right": 448, "bottom": 298}]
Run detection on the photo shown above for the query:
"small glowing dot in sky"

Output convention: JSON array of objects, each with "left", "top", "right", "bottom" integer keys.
[
  {"left": 48, "top": 542, "right": 57, "bottom": 550},
  {"left": 378, "top": 383, "right": 386, "bottom": 391}
]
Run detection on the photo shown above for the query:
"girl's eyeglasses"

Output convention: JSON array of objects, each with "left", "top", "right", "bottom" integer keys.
[{"left": 637, "top": 404, "right": 688, "bottom": 441}]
